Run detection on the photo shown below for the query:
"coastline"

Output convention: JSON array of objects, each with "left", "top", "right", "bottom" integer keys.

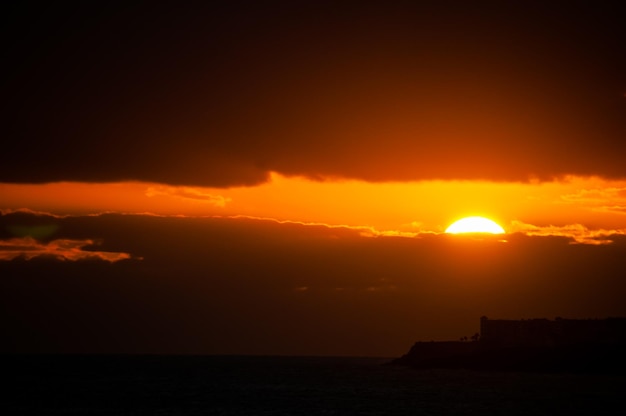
[{"left": 391, "top": 317, "right": 626, "bottom": 373}]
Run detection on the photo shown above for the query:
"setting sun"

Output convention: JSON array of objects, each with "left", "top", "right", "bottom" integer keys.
[{"left": 445, "top": 216, "right": 505, "bottom": 234}]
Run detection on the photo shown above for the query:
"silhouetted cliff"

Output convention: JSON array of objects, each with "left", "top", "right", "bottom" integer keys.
[{"left": 393, "top": 317, "right": 626, "bottom": 373}]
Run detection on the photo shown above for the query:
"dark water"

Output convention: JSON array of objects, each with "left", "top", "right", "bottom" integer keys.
[{"left": 2, "top": 355, "right": 623, "bottom": 415}]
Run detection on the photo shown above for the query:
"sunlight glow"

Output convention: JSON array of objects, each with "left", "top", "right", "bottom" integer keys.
[
  {"left": 445, "top": 216, "right": 505, "bottom": 234},
  {"left": 2, "top": 174, "right": 626, "bottom": 240}
]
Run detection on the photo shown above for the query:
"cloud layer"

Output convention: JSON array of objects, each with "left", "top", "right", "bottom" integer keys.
[
  {"left": 2, "top": 2, "right": 625, "bottom": 186},
  {"left": 0, "top": 236, "right": 132, "bottom": 262},
  {"left": 2, "top": 212, "right": 625, "bottom": 356}
]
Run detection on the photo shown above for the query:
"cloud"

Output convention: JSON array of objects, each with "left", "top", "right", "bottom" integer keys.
[
  {"left": 0, "top": 208, "right": 68, "bottom": 218},
  {"left": 509, "top": 220, "right": 626, "bottom": 245},
  {"left": 218, "top": 215, "right": 420, "bottom": 239},
  {"left": 221, "top": 214, "right": 626, "bottom": 245},
  {"left": 560, "top": 186, "right": 626, "bottom": 215},
  {"left": 1, "top": 211, "right": 626, "bottom": 356},
  {"left": 1, "top": 3, "right": 625, "bottom": 186},
  {"left": 0, "top": 237, "right": 133, "bottom": 262},
  {"left": 145, "top": 186, "right": 231, "bottom": 207}
]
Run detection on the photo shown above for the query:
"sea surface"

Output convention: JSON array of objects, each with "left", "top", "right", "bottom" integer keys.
[{"left": 2, "top": 355, "right": 623, "bottom": 415}]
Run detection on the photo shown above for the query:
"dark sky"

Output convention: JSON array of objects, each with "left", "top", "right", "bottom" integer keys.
[{"left": 2, "top": 1, "right": 625, "bottom": 186}]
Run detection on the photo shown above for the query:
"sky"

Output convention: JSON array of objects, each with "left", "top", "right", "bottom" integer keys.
[{"left": 1, "top": 1, "right": 626, "bottom": 357}]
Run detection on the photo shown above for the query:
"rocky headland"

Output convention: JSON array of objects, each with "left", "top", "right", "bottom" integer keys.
[{"left": 392, "top": 317, "right": 626, "bottom": 373}]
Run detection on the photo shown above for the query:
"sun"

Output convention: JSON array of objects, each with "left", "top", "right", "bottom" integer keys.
[{"left": 445, "top": 216, "right": 505, "bottom": 234}]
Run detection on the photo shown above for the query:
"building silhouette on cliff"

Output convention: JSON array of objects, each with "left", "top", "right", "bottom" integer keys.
[{"left": 394, "top": 316, "right": 626, "bottom": 372}]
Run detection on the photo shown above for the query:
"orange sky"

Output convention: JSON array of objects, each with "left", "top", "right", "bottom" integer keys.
[{"left": 2, "top": 173, "right": 626, "bottom": 244}]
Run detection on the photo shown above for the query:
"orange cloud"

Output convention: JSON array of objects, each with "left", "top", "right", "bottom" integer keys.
[
  {"left": 145, "top": 186, "right": 231, "bottom": 207},
  {"left": 0, "top": 237, "right": 134, "bottom": 262},
  {"left": 0, "top": 208, "right": 68, "bottom": 218},
  {"left": 509, "top": 221, "right": 626, "bottom": 245},
  {"left": 560, "top": 186, "right": 626, "bottom": 215},
  {"left": 219, "top": 215, "right": 420, "bottom": 239}
]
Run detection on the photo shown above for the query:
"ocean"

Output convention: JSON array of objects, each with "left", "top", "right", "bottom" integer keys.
[{"left": 2, "top": 355, "right": 623, "bottom": 415}]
